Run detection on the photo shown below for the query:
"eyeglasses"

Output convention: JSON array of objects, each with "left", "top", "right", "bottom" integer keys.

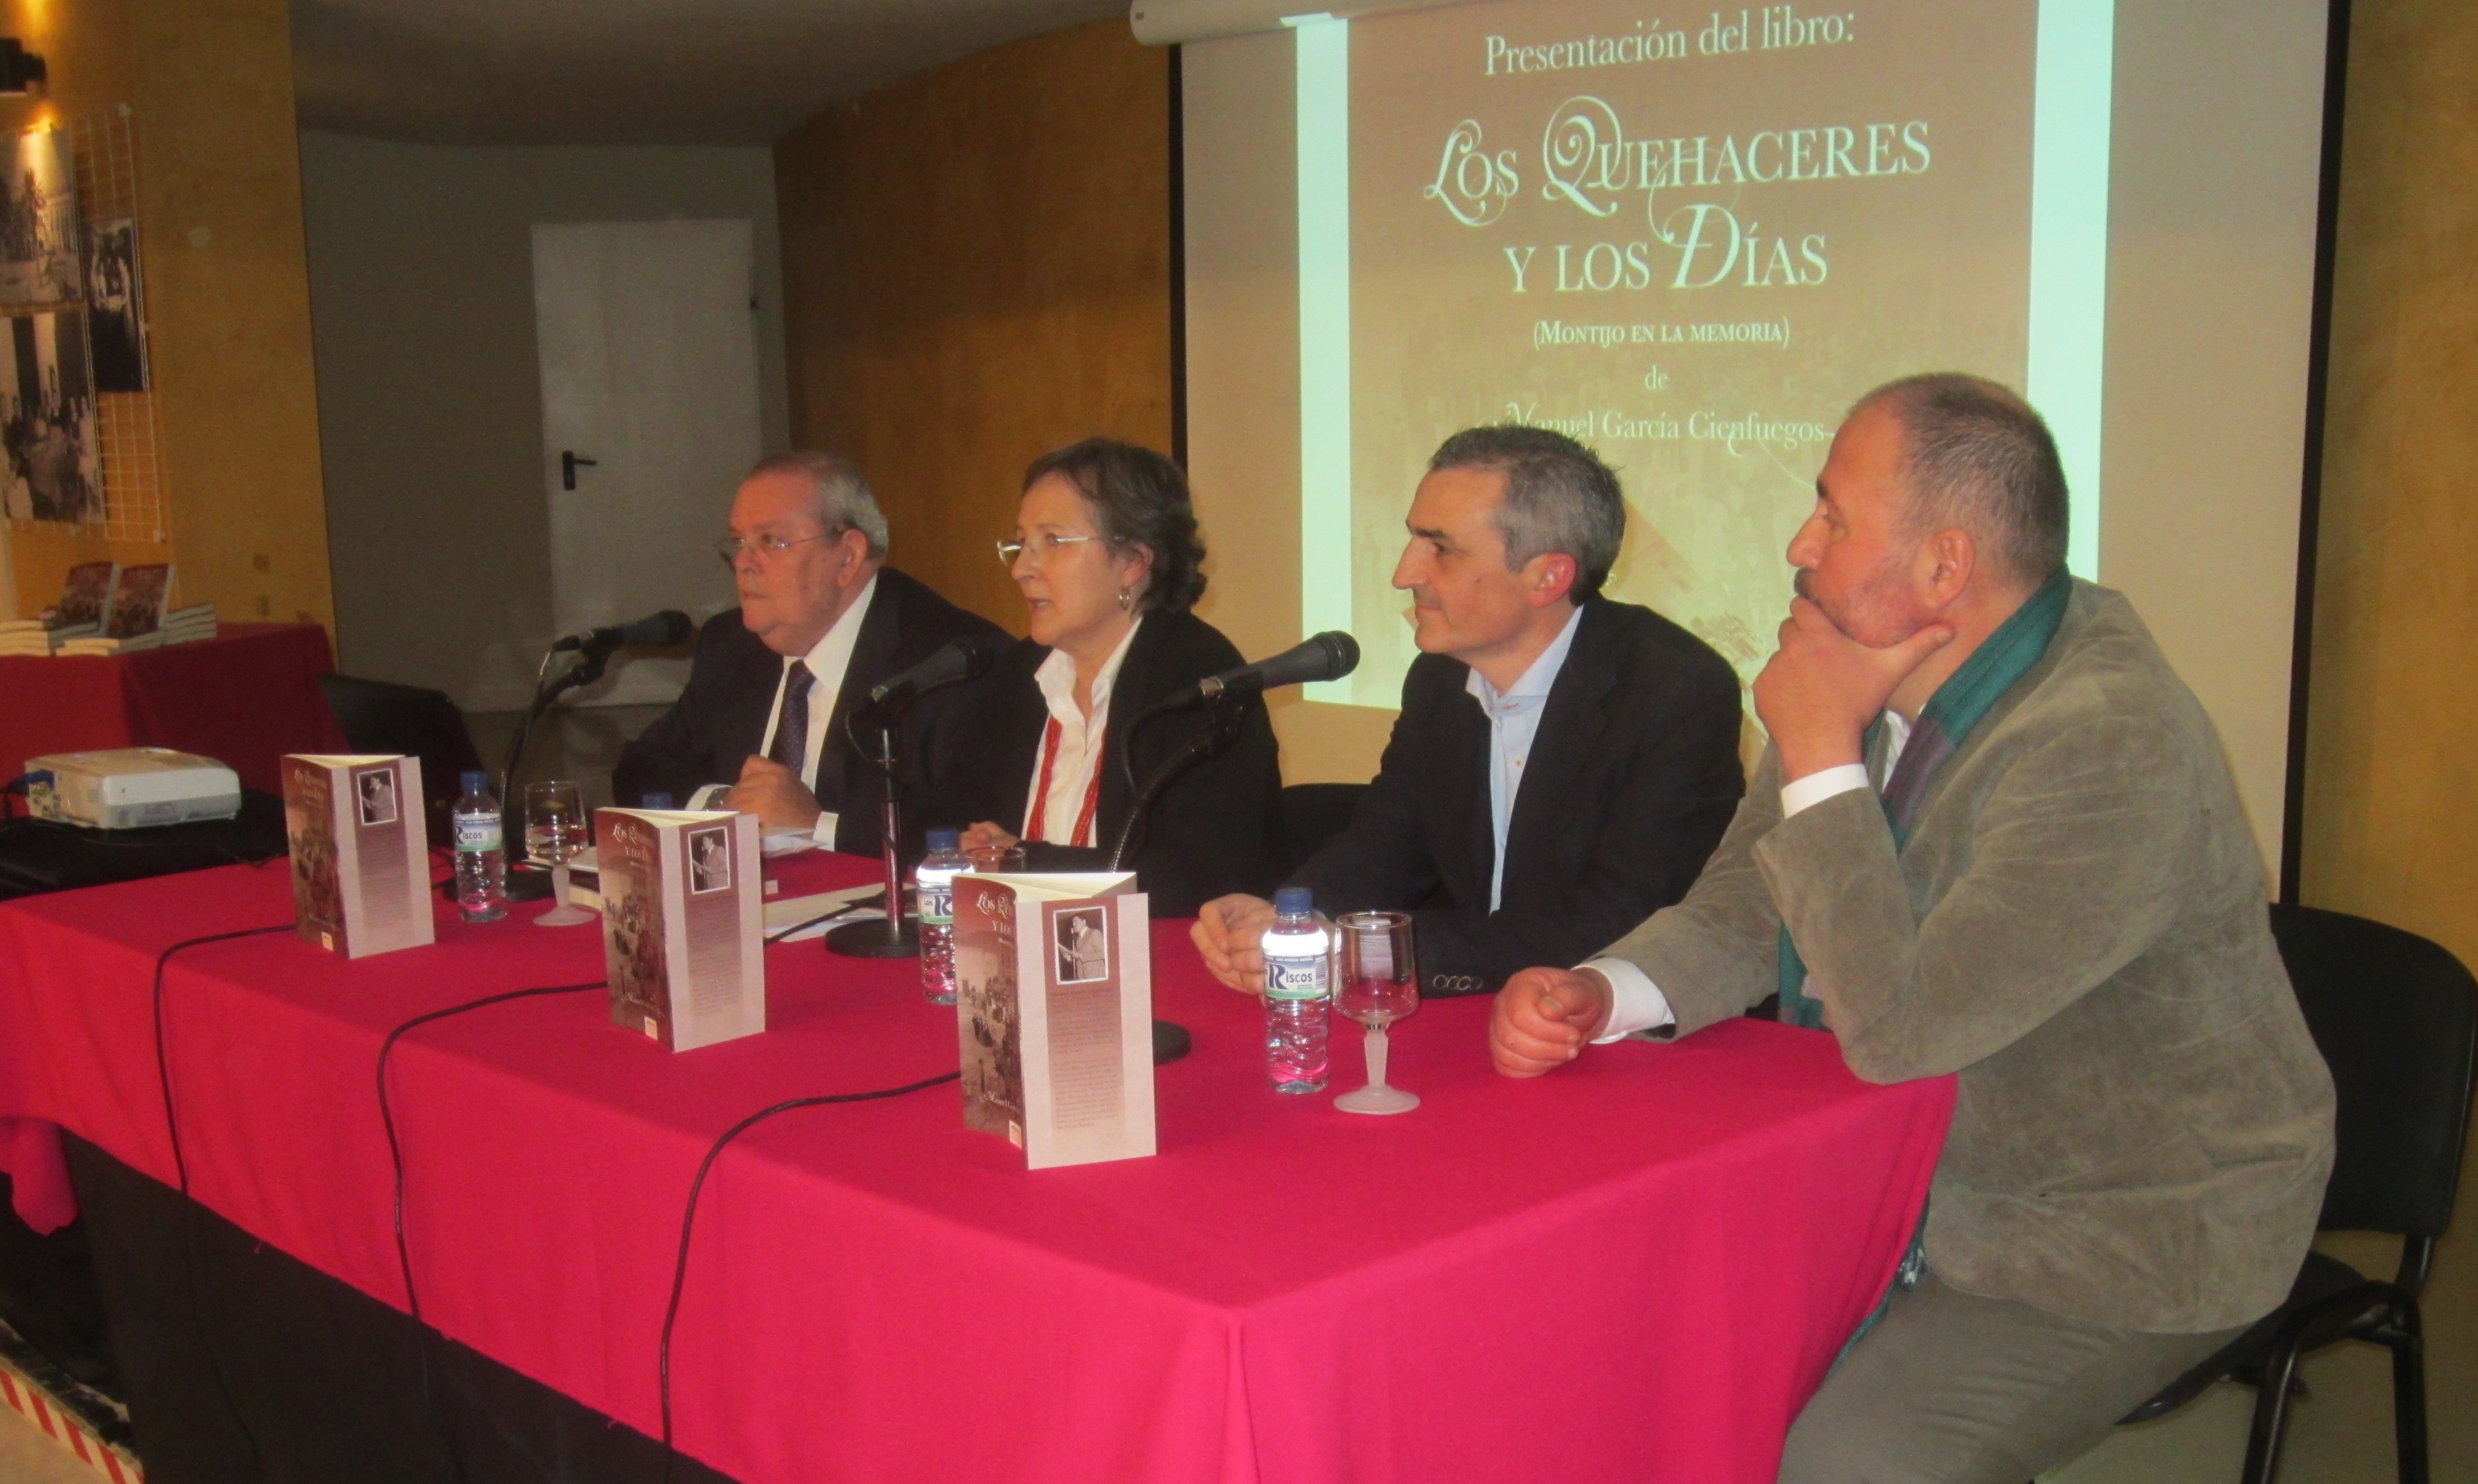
[
  {"left": 996, "top": 533, "right": 1100, "bottom": 568},
  {"left": 715, "top": 528, "right": 836, "bottom": 567}
]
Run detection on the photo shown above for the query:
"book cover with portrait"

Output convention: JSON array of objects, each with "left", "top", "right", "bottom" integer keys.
[
  {"left": 594, "top": 807, "right": 764, "bottom": 1052},
  {"left": 281, "top": 754, "right": 433, "bottom": 958},
  {"left": 952, "top": 872, "right": 1154, "bottom": 1169}
]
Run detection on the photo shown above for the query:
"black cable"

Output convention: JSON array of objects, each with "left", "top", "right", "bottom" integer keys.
[
  {"left": 151, "top": 925, "right": 296, "bottom": 1199},
  {"left": 147, "top": 922, "right": 293, "bottom": 1472},
  {"left": 656, "top": 1070, "right": 960, "bottom": 1482},
  {"left": 375, "top": 977, "right": 605, "bottom": 1484},
  {"left": 375, "top": 980, "right": 605, "bottom": 1321}
]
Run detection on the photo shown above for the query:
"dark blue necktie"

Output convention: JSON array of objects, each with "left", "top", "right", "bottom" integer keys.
[{"left": 769, "top": 660, "right": 812, "bottom": 780}]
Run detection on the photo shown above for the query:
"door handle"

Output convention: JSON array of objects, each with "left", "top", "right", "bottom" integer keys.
[{"left": 561, "top": 450, "right": 599, "bottom": 491}]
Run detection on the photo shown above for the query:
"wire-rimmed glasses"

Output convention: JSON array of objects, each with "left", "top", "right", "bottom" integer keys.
[
  {"left": 1334, "top": 911, "right": 1420, "bottom": 1115},
  {"left": 995, "top": 532, "right": 1100, "bottom": 567},
  {"left": 714, "top": 529, "right": 831, "bottom": 567}
]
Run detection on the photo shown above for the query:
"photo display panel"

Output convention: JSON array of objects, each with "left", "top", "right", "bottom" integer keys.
[{"left": 1295, "top": 0, "right": 2108, "bottom": 705}]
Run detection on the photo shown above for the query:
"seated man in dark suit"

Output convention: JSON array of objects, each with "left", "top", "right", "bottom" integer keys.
[
  {"left": 613, "top": 452, "right": 1004, "bottom": 859},
  {"left": 1191, "top": 426, "right": 1746, "bottom": 997}
]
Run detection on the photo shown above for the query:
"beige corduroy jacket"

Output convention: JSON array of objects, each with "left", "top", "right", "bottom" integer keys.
[{"left": 1603, "top": 581, "right": 2335, "bottom": 1332}]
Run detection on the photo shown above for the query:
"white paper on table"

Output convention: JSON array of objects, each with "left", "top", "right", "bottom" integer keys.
[{"left": 763, "top": 881, "right": 887, "bottom": 943}]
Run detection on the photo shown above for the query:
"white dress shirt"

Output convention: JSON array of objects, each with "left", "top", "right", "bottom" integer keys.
[
  {"left": 688, "top": 573, "right": 878, "bottom": 847},
  {"left": 1588, "top": 709, "right": 1914, "bottom": 1040},
  {"left": 1021, "top": 618, "right": 1142, "bottom": 847},
  {"left": 1466, "top": 605, "right": 1585, "bottom": 912}
]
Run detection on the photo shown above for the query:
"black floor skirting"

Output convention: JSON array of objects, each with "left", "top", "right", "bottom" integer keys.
[{"left": 62, "top": 1133, "right": 738, "bottom": 1484}]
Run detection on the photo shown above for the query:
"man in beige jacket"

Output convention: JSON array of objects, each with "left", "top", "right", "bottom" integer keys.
[{"left": 1489, "top": 374, "right": 2335, "bottom": 1483}]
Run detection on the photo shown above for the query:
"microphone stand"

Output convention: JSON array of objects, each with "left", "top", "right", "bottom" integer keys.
[
  {"left": 1106, "top": 696, "right": 1248, "bottom": 872},
  {"left": 825, "top": 704, "right": 918, "bottom": 959},
  {"left": 499, "top": 640, "right": 616, "bottom": 902},
  {"left": 1108, "top": 696, "right": 1249, "bottom": 1068}
]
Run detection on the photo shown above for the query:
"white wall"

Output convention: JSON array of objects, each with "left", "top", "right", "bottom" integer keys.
[{"left": 299, "top": 131, "right": 792, "bottom": 712}]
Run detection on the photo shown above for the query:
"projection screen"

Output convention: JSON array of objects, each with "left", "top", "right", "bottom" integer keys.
[{"left": 1168, "top": 0, "right": 2332, "bottom": 872}]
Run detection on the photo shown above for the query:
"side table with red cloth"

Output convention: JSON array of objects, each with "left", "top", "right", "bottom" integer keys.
[
  {"left": 0, "top": 853, "right": 1953, "bottom": 1484},
  {"left": 0, "top": 622, "right": 348, "bottom": 795}
]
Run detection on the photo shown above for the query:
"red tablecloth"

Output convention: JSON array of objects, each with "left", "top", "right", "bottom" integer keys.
[
  {"left": 0, "top": 854, "right": 1952, "bottom": 1484},
  {"left": 0, "top": 622, "right": 347, "bottom": 795}
]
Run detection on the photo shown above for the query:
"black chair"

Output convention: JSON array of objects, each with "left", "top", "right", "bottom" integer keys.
[
  {"left": 315, "top": 673, "right": 486, "bottom": 840},
  {"left": 2117, "top": 902, "right": 2477, "bottom": 1483},
  {"left": 1276, "top": 782, "right": 1365, "bottom": 881}
]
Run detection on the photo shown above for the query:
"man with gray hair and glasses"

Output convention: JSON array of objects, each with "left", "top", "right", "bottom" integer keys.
[
  {"left": 1489, "top": 375, "right": 2335, "bottom": 1482},
  {"left": 615, "top": 452, "right": 1004, "bottom": 858},
  {"left": 1193, "top": 424, "right": 1747, "bottom": 999}
]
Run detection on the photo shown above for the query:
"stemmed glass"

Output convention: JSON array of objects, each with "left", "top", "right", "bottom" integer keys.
[
  {"left": 1334, "top": 911, "right": 1419, "bottom": 1114},
  {"left": 525, "top": 780, "right": 596, "bottom": 927}
]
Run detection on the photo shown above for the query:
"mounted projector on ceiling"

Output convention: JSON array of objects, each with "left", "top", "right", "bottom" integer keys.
[
  {"left": 0, "top": 39, "right": 46, "bottom": 95},
  {"left": 1129, "top": 0, "right": 1455, "bottom": 47}
]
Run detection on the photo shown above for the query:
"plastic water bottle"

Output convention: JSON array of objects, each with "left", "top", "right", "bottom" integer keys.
[
  {"left": 916, "top": 827, "right": 969, "bottom": 1006},
  {"left": 450, "top": 770, "right": 507, "bottom": 923},
  {"left": 1261, "top": 886, "right": 1331, "bottom": 1093}
]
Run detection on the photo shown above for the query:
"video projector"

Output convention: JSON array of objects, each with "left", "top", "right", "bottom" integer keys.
[{"left": 24, "top": 748, "right": 243, "bottom": 829}]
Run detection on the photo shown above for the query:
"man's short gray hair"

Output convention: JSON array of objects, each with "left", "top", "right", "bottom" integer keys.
[
  {"left": 745, "top": 451, "right": 890, "bottom": 558},
  {"left": 1427, "top": 425, "right": 1627, "bottom": 600},
  {"left": 1852, "top": 374, "right": 2069, "bottom": 588}
]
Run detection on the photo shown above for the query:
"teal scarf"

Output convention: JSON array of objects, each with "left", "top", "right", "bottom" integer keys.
[{"left": 1774, "top": 570, "right": 2072, "bottom": 1029}]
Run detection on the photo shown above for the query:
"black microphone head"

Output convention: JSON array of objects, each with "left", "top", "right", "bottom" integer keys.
[
  {"left": 1310, "top": 630, "right": 1361, "bottom": 680},
  {"left": 952, "top": 631, "right": 1006, "bottom": 681},
  {"left": 624, "top": 610, "right": 694, "bottom": 647}
]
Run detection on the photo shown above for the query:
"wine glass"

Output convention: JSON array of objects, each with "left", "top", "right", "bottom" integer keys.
[
  {"left": 525, "top": 780, "right": 596, "bottom": 927},
  {"left": 1333, "top": 911, "right": 1419, "bottom": 1114},
  {"left": 964, "top": 843, "right": 1027, "bottom": 875}
]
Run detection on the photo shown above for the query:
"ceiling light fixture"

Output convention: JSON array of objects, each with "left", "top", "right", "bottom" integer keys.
[{"left": 0, "top": 40, "right": 48, "bottom": 95}]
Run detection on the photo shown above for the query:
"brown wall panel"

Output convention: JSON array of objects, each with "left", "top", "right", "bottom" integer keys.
[
  {"left": 774, "top": 20, "right": 1172, "bottom": 635},
  {"left": 2301, "top": 0, "right": 2478, "bottom": 966},
  {"left": 0, "top": 0, "right": 331, "bottom": 629}
]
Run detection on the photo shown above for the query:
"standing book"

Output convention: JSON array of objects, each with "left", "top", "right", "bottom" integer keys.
[
  {"left": 281, "top": 754, "right": 434, "bottom": 958},
  {"left": 103, "top": 562, "right": 170, "bottom": 639},
  {"left": 596, "top": 808, "right": 764, "bottom": 1052},
  {"left": 42, "top": 561, "right": 116, "bottom": 631},
  {"left": 952, "top": 872, "right": 1154, "bottom": 1169}
]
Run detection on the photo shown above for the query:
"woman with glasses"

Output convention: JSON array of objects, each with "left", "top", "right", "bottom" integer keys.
[{"left": 941, "top": 438, "right": 1282, "bottom": 915}]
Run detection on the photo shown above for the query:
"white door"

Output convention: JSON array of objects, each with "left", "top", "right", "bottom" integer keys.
[{"left": 533, "top": 220, "right": 758, "bottom": 707}]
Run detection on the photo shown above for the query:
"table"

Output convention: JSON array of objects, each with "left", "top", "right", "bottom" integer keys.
[
  {"left": 0, "top": 622, "right": 348, "bottom": 795},
  {"left": 0, "top": 853, "right": 1953, "bottom": 1483}
]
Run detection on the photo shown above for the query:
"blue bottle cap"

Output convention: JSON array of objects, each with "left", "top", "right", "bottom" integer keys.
[
  {"left": 1273, "top": 886, "right": 1313, "bottom": 915},
  {"left": 642, "top": 792, "right": 674, "bottom": 810},
  {"left": 460, "top": 770, "right": 489, "bottom": 793},
  {"left": 926, "top": 827, "right": 961, "bottom": 851}
]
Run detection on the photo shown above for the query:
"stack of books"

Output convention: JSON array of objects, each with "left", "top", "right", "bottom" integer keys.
[
  {"left": 59, "top": 629, "right": 164, "bottom": 655},
  {"left": 0, "top": 618, "right": 94, "bottom": 655},
  {"left": 1, "top": 561, "right": 120, "bottom": 655},
  {"left": 160, "top": 602, "right": 217, "bottom": 645}
]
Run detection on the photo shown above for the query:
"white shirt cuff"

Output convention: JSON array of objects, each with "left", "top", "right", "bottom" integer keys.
[
  {"left": 810, "top": 811, "right": 840, "bottom": 848},
  {"left": 1780, "top": 763, "right": 1873, "bottom": 819},
  {"left": 1585, "top": 956, "right": 1675, "bottom": 1042},
  {"left": 686, "top": 783, "right": 730, "bottom": 811}
]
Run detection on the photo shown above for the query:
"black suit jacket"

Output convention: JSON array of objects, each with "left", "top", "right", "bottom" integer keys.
[
  {"left": 611, "top": 567, "right": 1007, "bottom": 860},
  {"left": 1292, "top": 598, "right": 1745, "bottom": 996},
  {"left": 933, "top": 608, "right": 1283, "bottom": 917}
]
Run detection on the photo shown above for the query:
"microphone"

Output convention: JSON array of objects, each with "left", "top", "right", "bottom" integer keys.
[
  {"left": 555, "top": 610, "right": 693, "bottom": 657},
  {"left": 1174, "top": 631, "right": 1361, "bottom": 710},
  {"left": 865, "top": 633, "right": 1006, "bottom": 710}
]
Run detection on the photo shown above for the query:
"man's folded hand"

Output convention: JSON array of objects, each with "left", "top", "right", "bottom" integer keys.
[
  {"left": 722, "top": 756, "right": 822, "bottom": 830},
  {"left": 1491, "top": 967, "right": 1614, "bottom": 1076}
]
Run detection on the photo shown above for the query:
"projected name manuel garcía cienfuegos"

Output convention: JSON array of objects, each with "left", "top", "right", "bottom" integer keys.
[{"left": 1426, "top": 96, "right": 1932, "bottom": 294}]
